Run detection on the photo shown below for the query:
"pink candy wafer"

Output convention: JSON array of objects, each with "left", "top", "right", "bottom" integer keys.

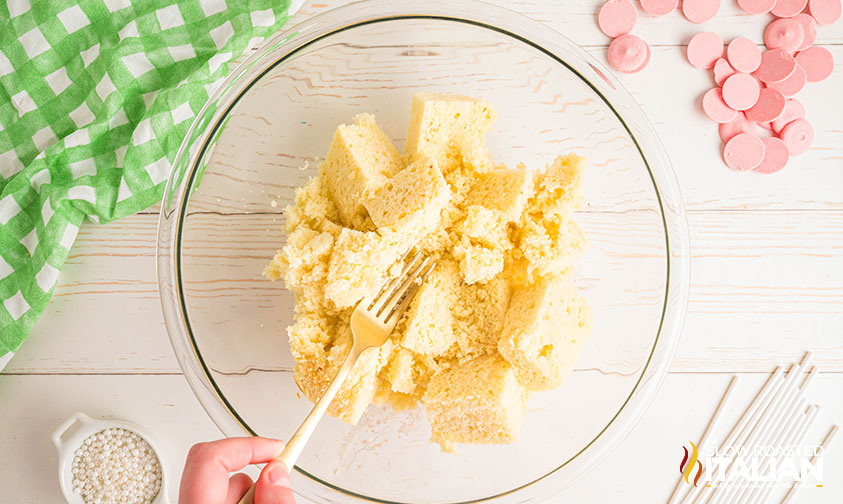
[
  {"left": 796, "top": 46, "right": 834, "bottom": 82},
  {"left": 719, "top": 112, "right": 757, "bottom": 142},
  {"left": 745, "top": 87, "right": 787, "bottom": 122},
  {"left": 771, "top": 0, "right": 808, "bottom": 17},
  {"left": 727, "top": 37, "right": 762, "bottom": 73},
  {"left": 766, "top": 63, "right": 807, "bottom": 96},
  {"left": 688, "top": 32, "right": 724, "bottom": 69},
  {"left": 737, "top": 0, "right": 776, "bottom": 14},
  {"left": 713, "top": 58, "right": 736, "bottom": 85},
  {"left": 755, "top": 49, "right": 797, "bottom": 83},
  {"left": 809, "top": 0, "right": 842, "bottom": 24},
  {"left": 683, "top": 0, "right": 721, "bottom": 23},
  {"left": 792, "top": 14, "right": 818, "bottom": 51},
  {"left": 764, "top": 18, "right": 805, "bottom": 53},
  {"left": 640, "top": 0, "right": 680, "bottom": 16},
  {"left": 722, "top": 73, "right": 761, "bottom": 110},
  {"left": 723, "top": 133, "right": 766, "bottom": 171},
  {"left": 703, "top": 88, "right": 739, "bottom": 123},
  {"left": 755, "top": 137, "right": 790, "bottom": 174},
  {"left": 599, "top": 0, "right": 638, "bottom": 37},
  {"left": 779, "top": 118, "right": 814, "bottom": 155},
  {"left": 608, "top": 34, "right": 651, "bottom": 73},
  {"left": 771, "top": 98, "right": 806, "bottom": 133}
]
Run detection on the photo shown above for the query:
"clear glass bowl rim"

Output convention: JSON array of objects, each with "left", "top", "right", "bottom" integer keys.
[{"left": 156, "top": 1, "right": 691, "bottom": 502}]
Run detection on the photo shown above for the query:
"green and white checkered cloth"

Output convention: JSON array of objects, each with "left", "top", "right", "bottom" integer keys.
[{"left": 0, "top": 0, "right": 297, "bottom": 370}]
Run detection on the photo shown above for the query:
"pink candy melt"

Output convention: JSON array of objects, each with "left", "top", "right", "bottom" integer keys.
[
  {"left": 792, "top": 14, "right": 818, "bottom": 51},
  {"left": 755, "top": 49, "right": 797, "bottom": 83},
  {"left": 727, "top": 38, "right": 762, "bottom": 73},
  {"left": 737, "top": 0, "right": 777, "bottom": 14},
  {"left": 723, "top": 133, "right": 766, "bottom": 171},
  {"left": 687, "top": 32, "right": 725, "bottom": 69},
  {"left": 764, "top": 18, "right": 805, "bottom": 52},
  {"left": 608, "top": 34, "right": 651, "bottom": 73},
  {"left": 766, "top": 63, "right": 807, "bottom": 96},
  {"left": 771, "top": 98, "right": 806, "bottom": 133},
  {"left": 719, "top": 112, "right": 757, "bottom": 142},
  {"left": 796, "top": 46, "right": 834, "bottom": 82},
  {"left": 703, "top": 88, "right": 739, "bottom": 123},
  {"left": 683, "top": 0, "right": 721, "bottom": 23},
  {"left": 755, "top": 137, "right": 790, "bottom": 174},
  {"left": 771, "top": 0, "right": 809, "bottom": 17},
  {"left": 722, "top": 73, "right": 761, "bottom": 110},
  {"left": 640, "top": 0, "right": 679, "bottom": 16},
  {"left": 713, "top": 58, "right": 736, "bottom": 85},
  {"left": 744, "top": 88, "right": 787, "bottom": 122},
  {"left": 779, "top": 118, "right": 814, "bottom": 155},
  {"left": 809, "top": 0, "right": 842, "bottom": 24},
  {"left": 598, "top": 0, "right": 638, "bottom": 37}
]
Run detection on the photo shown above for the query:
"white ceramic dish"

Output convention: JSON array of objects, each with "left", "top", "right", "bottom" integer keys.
[{"left": 51, "top": 412, "right": 170, "bottom": 504}]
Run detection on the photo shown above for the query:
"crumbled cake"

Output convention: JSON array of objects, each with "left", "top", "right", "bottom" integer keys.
[{"left": 265, "top": 93, "right": 591, "bottom": 451}]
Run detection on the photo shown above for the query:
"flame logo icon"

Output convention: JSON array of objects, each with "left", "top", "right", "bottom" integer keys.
[{"left": 679, "top": 441, "right": 703, "bottom": 487}]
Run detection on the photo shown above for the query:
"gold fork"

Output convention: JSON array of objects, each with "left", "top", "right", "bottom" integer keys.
[{"left": 238, "top": 250, "right": 434, "bottom": 504}]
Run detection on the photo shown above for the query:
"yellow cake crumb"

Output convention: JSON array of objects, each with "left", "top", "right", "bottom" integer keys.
[{"left": 466, "top": 166, "right": 534, "bottom": 222}]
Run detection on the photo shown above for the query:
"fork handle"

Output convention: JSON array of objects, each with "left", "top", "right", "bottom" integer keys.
[{"left": 237, "top": 345, "right": 362, "bottom": 504}]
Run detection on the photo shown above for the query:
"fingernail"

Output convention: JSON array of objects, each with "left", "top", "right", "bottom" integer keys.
[{"left": 268, "top": 464, "right": 290, "bottom": 487}]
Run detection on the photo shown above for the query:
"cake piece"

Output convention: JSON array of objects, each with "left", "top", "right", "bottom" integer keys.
[
  {"left": 453, "top": 238, "right": 504, "bottom": 285},
  {"left": 465, "top": 166, "right": 534, "bottom": 222},
  {"left": 399, "top": 260, "right": 458, "bottom": 356},
  {"left": 422, "top": 353, "right": 525, "bottom": 451},
  {"left": 363, "top": 156, "right": 451, "bottom": 240},
  {"left": 320, "top": 114, "right": 402, "bottom": 228},
  {"left": 264, "top": 227, "right": 334, "bottom": 314},
  {"left": 516, "top": 217, "right": 587, "bottom": 281},
  {"left": 525, "top": 153, "right": 586, "bottom": 223},
  {"left": 498, "top": 275, "right": 592, "bottom": 391},
  {"left": 324, "top": 228, "right": 403, "bottom": 309},
  {"left": 459, "top": 205, "right": 510, "bottom": 249},
  {"left": 385, "top": 347, "right": 418, "bottom": 394},
  {"left": 405, "top": 93, "right": 496, "bottom": 174},
  {"left": 451, "top": 274, "right": 511, "bottom": 357}
]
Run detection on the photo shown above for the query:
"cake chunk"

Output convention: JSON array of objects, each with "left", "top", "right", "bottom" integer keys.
[
  {"left": 264, "top": 227, "right": 334, "bottom": 314},
  {"left": 363, "top": 156, "right": 451, "bottom": 239},
  {"left": 466, "top": 166, "right": 534, "bottom": 222},
  {"left": 385, "top": 347, "right": 418, "bottom": 394},
  {"left": 526, "top": 153, "right": 586, "bottom": 222},
  {"left": 498, "top": 275, "right": 592, "bottom": 391},
  {"left": 321, "top": 114, "right": 402, "bottom": 228},
  {"left": 422, "top": 354, "right": 525, "bottom": 451},
  {"left": 516, "top": 217, "right": 587, "bottom": 281},
  {"left": 325, "top": 228, "right": 403, "bottom": 309},
  {"left": 405, "top": 93, "right": 496, "bottom": 174},
  {"left": 399, "top": 260, "right": 458, "bottom": 356},
  {"left": 454, "top": 239, "right": 504, "bottom": 285},
  {"left": 459, "top": 206, "right": 510, "bottom": 249}
]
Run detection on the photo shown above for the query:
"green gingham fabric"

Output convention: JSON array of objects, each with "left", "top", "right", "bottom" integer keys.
[{"left": 0, "top": 0, "right": 297, "bottom": 370}]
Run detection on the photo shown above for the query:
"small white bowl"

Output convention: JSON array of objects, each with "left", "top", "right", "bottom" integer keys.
[{"left": 52, "top": 412, "right": 171, "bottom": 504}]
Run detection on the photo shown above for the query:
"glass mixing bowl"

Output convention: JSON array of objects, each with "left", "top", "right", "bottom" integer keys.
[{"left": 156, "top": 1, "right": 690, "bottom": 502}]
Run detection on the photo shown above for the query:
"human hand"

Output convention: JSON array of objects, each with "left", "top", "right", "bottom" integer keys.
[{"left": 180, "top": 437, "right": 296, "bottom": 504}]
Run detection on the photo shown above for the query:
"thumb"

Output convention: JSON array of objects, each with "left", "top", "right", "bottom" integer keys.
[{"left": 255, "top": 461, "right": 296, "bottom": 504}]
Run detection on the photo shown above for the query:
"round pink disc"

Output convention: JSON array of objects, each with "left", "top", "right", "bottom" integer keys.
[
  {"left": 640, "top": 0, "right": 679, "bottom": 16},
  {"left": 809, "top": 0, "right": 842, "bottom": 24},
  {"left": 795, "top": 46, "right": 834, "bottom": 82},
  {"left": 598, "top": 0, "right": 638, "bottom": 37},
  {"left": 687, "top": 32, "right": 724, "bottom": 69},
  {"left": 771, "top": 0, "right": 808, "bottom": 17},
  {"left": 766, "top": 63, "right": 807, "bottom": 96},
  {"left": 737, "top": 0, "right": 776, "bottom": 13},
  {"left": 722, "top": 73, "right": 761, "bottom": 111},
  {"left": 755, "top": 49, "right": 797, "bottom": 83},
  {"left": 719, "top": 112, "right": 757, "bottom": 142},
  {"left": 608, "top": 34, "right": 651, "bottom": 73},
  {"left": 683, "top": 0, "right": 721, "bottom": 23},
  {"left": 764, "top": 18, "right": 805, "bottom": 52},
  {"left": 792, "top": 14, "right": 818, "bottom": 51},
  {"left": 757, "top": 120, "right": 774, "bottom": 130},
  {"left": 727, "top": 38, "right": 763, "bottom": 73},
  {"left": 703, "top": 88, "right": 739, "bottom": 123},
  {"left": 745, "top": 88, "right": 787, "bottom": 122},
  {"left": 713, "top": 58, "right": 736, "bottom": 85},
  {"left": 723, "top": 133, "right": 766, "bottom": 171},
  {"left": 779, "top": 118, "right": 814, "bottom": 155},
  {"left": 771, "top": 98, "right": 806, "bottom": 133},
  {"left": 755, "top": 137, "right": 790, "bottom": 174}
]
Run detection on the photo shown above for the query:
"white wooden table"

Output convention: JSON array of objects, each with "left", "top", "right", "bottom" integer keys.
[{"left": 1, "top": 1, "right": 841, "bottom": 502}]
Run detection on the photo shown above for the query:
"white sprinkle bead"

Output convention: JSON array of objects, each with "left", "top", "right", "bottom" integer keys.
[{"left": 71, "top": 428, "right": 162, "bottom": 504}]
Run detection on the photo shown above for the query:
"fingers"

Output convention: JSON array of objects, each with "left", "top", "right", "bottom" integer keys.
[
  {"left": 225, "top": 473, "right": 254, "bottom": 504},
  {"left": 179, "top": 438, "right": 284, "bottom": 504},
  {"left": 255, "top": 461, "right": 296, "bottom": 504}
]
